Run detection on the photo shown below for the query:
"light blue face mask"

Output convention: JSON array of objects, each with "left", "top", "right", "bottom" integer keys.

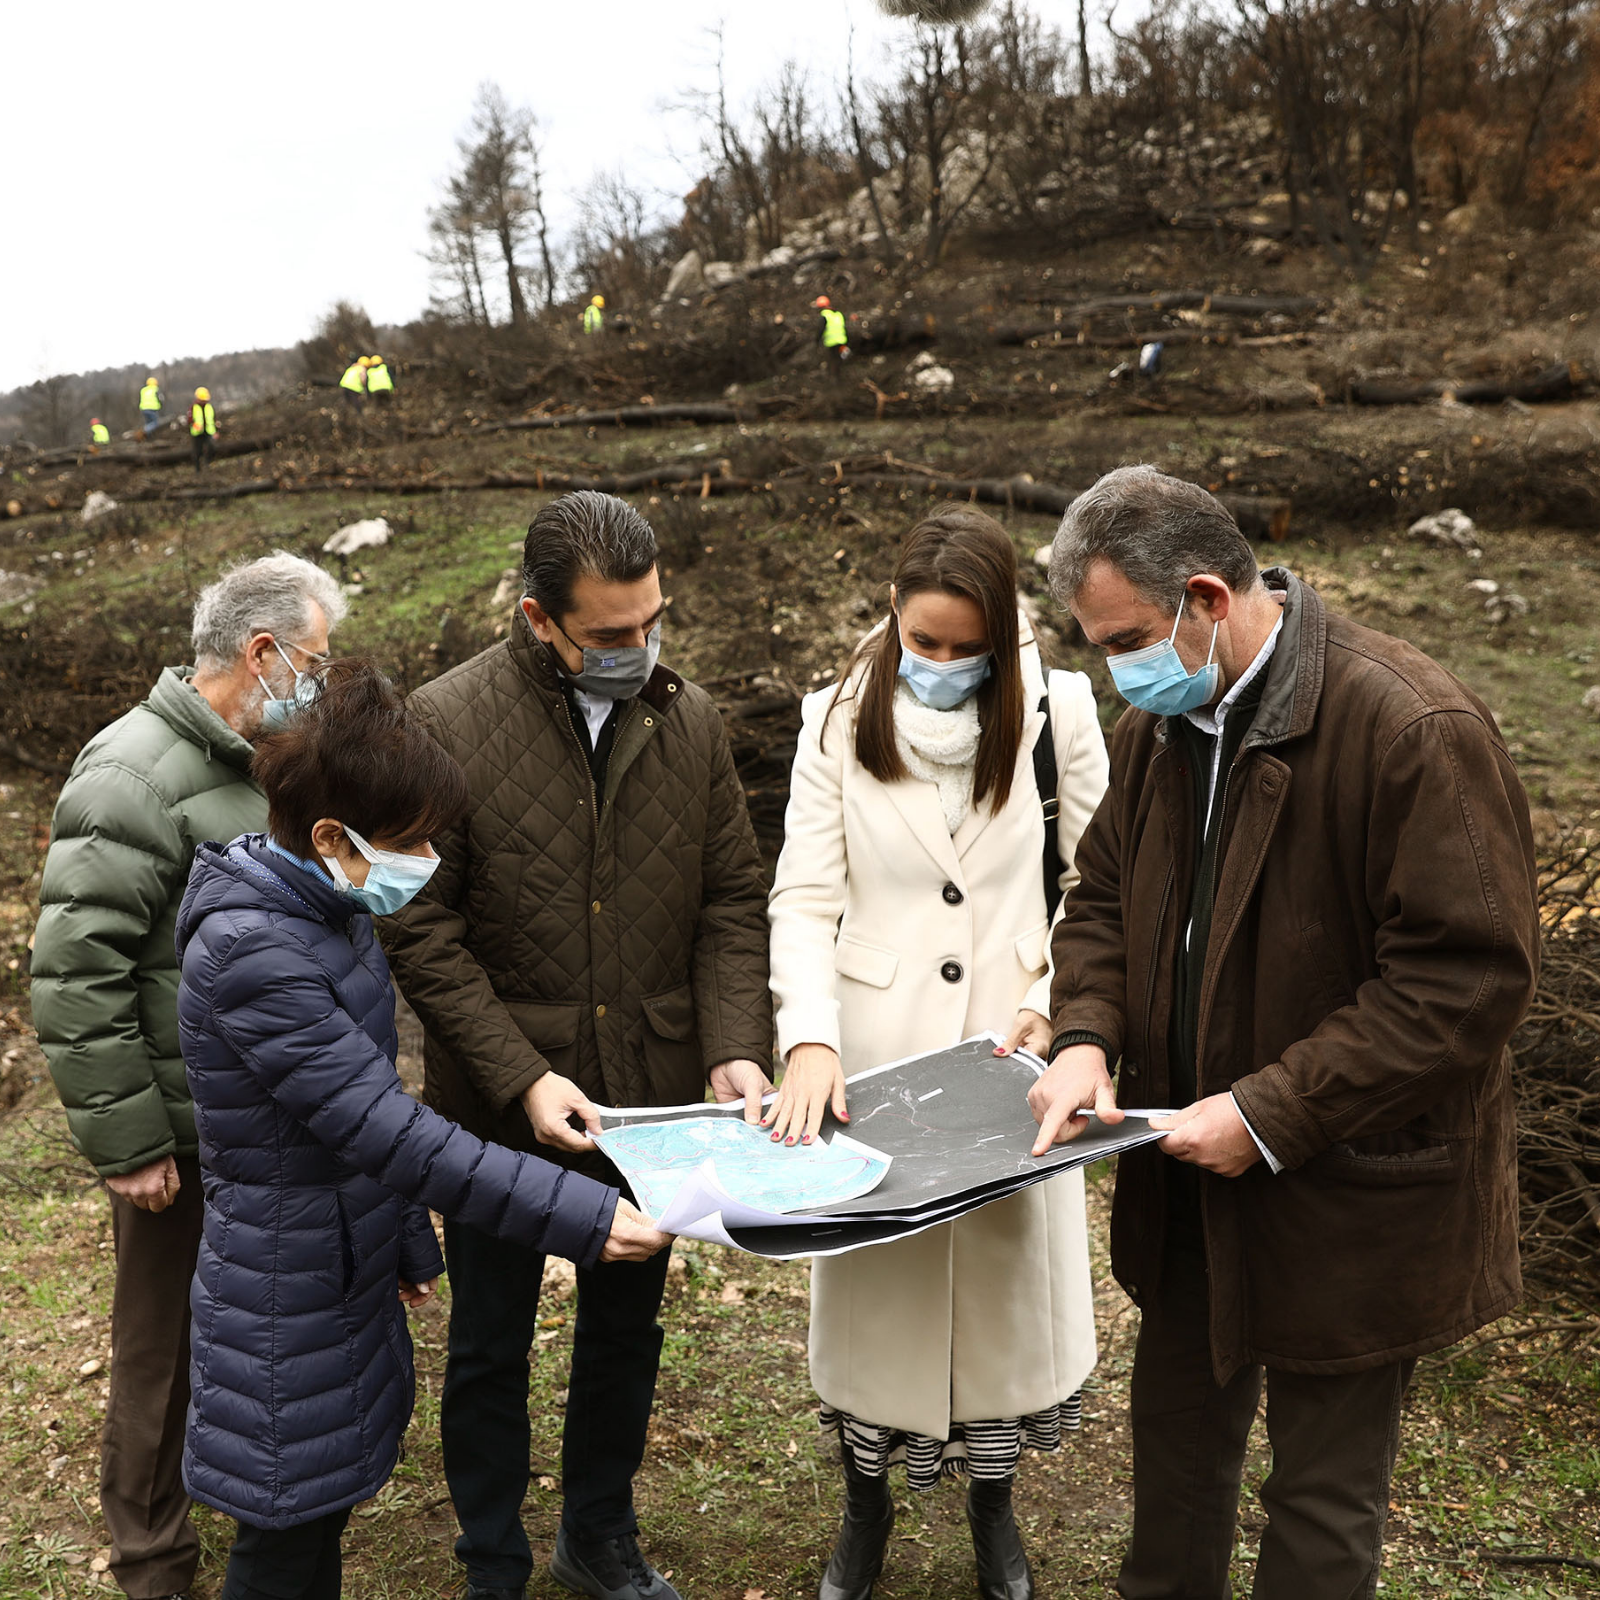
[
  {"left": 260, "top": 640, "right": 318, "bottom": 731},
  {"left": 1107, "top": 595, "right": 1220, "bottom": 716},
  {"left": 897, "top": 636, "right": 992, "bottom": 710},
  {"left": 322, "top": 823, "right": 440, "bottom": 917}
]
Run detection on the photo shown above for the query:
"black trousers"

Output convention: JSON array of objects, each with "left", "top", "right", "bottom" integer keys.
[
  {"left": 192, "top": 435, "right": 214, "bottom": 469},
  {"left": 1117, "top": 1244, "right": 1414, "bottom": 1600},
  {"left": 219, "top": 1508, "right": 351, "bottom": 1600},
  {"left": 440, "top": 1215, "right": 672, "bottom": 1588}
]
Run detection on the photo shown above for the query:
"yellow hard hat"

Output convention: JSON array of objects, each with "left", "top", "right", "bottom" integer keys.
[
  {"left": 195, "top": 387, "right": 210, "bottom": 401},
  {"left": 369, "top": 353, "right": 383, "bottom": 363},
  {"left": 813, "top": 295, "right": 831, "bottom": 309},
  {"left": 592, "top": 294, "right": 605, "bottom": 308},
  {"left": 146, "top": 375, "right": 158, "bottom": 385},
  {"left": 358, "top": 356, "right": 372, "bottom": 366}
]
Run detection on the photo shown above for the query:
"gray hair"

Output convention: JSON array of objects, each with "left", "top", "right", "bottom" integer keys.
[
  {"left": 191, "top": 550, "right": 349, "bottom": 670},
  {"left": 522, "top": 491, "right": 658, "bottom": 622},
  {"left": 1048, "top": 465, "right": 1260, "bottom": 613}
]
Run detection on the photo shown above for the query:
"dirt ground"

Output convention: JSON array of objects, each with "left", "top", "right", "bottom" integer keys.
[{"left": 2, "top": 226, "right": 1599, "bottom": 1596}]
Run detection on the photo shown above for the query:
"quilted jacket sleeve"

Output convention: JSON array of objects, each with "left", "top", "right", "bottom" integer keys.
[
  {"left": 210, "top": 925, "right": 618, "bottom": 1265},
  {"left": 31, "top": 761, "right": 186, "bottom": 1176},
  {"left": 398, "top": 1203, "right": 446, "bottom": 1284},
  {"left": 690, "top": 701, "right": 775, "bottom": 1071},
  {"left": 379, "top": 706, "right": 552, "bottom": 1113},
  {"left": 1047, "top": 708, "right": 1132, "bottom": 1064}
]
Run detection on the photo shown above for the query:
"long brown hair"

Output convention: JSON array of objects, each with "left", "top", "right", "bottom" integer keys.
[{"left": 827, "top": 504, "right": 1024, "bottom": 812}]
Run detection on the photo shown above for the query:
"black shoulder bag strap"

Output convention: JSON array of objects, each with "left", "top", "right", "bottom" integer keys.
[{"left": 1034, "top": 689, "right": 1064, "bottom": 918}]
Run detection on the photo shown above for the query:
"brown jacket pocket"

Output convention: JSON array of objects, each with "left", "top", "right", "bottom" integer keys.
[{"left": 640, "top": 984, "right": 703, "bottom": 1103}]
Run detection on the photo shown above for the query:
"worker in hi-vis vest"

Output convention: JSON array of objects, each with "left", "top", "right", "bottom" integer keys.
[
  {"left": 189, "top": 388, "right": 218, "bottom": 471},
  {"left": 139, "top": 376, "right": 163, "bottom": 437},
  {"left": 814, "top": 295, "right": 849, "bottom": 384},
  {"left": 339, "top": 356, "right": 369, "bottom": 413},
  {"left": 365, "top": 354, "right": 394, "bottom": 402},
  {"left": 582, "top": 294, "right": 605, "bottom": 335},
  {"left": 90, "top": 418, "right": 111, "bottom": 448}
]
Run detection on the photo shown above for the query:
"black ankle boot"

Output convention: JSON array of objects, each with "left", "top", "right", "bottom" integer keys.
[
  {"left": 966, "top": 1477, "right": 1033, "bottom": 1600},
  {"left": 818, "top": 1455, "right": 895, "bottom": 1600}
]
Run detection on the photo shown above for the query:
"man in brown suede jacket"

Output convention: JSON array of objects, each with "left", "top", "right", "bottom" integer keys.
[
  {"left": 1029, "top": 466, "right": 1539, "bottom": 1600},
  {"left": 382, "top": 491, "right": 773, "bottom": 1600}
]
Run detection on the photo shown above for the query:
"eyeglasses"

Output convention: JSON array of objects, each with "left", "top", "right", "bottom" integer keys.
[{"left": 278, "top": 639, "right": 330, "bottom": 667}]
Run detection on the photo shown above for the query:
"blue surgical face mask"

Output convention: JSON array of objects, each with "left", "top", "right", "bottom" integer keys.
[
  {"left": 896, "top": 630, "right": 992, "bottom": 711},
  {"left": 322, "top": 823, "right": 440, "bottom": 917},
  {"left": 1107, "top": 594, "right": 1220, "bottom": 716},
  {"left": 260, "top": 640, "right": 318, "bottom": 731}
]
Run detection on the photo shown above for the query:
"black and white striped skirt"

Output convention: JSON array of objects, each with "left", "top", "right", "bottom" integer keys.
[{"left": 819, "top": 1393, "right": 1083, "bottom": 1493}]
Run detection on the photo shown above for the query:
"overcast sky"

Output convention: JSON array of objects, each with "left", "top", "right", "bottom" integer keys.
[{"left": 0, "top": 0, "right": 946, "bottom": 393}]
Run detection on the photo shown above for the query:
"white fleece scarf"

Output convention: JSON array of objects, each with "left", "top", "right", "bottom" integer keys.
[{"left": 893, "top": 680, "right": 980, "bottom": 833}]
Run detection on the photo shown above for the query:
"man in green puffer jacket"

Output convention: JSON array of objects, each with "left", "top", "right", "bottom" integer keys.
[{"left": 30, "top": 550, "right": 346, "bottom": 1600}]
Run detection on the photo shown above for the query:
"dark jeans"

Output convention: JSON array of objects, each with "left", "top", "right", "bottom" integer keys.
[
  {"left": 219, "top": 1508, "right": 351, "bottom": 1600},
  {"left": 441, "top": 1216, "right": 673, "bottom": 1588},
  {"left": 102, "top": 1155, "right": 204, "bottom": 1599},
  {"left": 1118, "top": 1244, "right": 1414, "bottom": 1600},
  {"left": 192, "top": 435, "right": 214, "bottom": 469}
]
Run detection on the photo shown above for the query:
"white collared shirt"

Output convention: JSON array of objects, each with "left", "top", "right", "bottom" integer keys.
[
  {"left": 573, "top": 688, "right": 613, "bottom": 748},
  {"left": 1183, "top": 612, "right": 1286, "bottom": 1174}
]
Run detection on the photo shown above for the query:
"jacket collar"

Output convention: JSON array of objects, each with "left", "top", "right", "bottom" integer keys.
[
  {"left": 239, "top": 834, "right": 359, "bottom": 928},
  {"left": 145, "top": 667, "right": 258, "bottom": 774},
  {"left": 1243, "top": 567, "right": 1325, "bottom": 750},
  {"left": 1153, "top": 568, "right": 1324, "bottom": 751},
  {"left": 506, "top": 608, "right": 686, "bottom": 716}
]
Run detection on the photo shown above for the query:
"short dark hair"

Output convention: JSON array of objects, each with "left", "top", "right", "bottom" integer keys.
[
  {"left": 522, "top": 490, "right": 658, "bottom": 623},
  {"left": 252, "top": 658, "right": 469, "bottom": 862},
  {"left": 1049, "top": 465, "right": 1260, "bottom": 612}
]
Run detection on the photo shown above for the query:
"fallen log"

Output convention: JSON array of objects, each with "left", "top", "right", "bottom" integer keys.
[
  {"left": 482, "top": 403, "right": 747, "bottom": 433},
  {"left": 995, "top": 291, "right": 1324, "bottom": 344},
  {"left": 117, "top": 458, "right": 1291, "bottom": 540},
  {"left": 1349, "top": 360, "right": 1582, "bottom": 406}
]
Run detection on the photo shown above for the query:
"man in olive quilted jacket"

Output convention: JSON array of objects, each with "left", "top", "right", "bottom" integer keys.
[
  {"left": 383, "top": 491, "right": 773, "bottom": 1600},
  {"left": 31, "top": 552, "right": 345, "bottom": 1600}
]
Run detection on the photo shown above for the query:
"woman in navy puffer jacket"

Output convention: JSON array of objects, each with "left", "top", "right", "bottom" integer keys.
[{"left": 176, "top": 660, "right": 670, "bottom": 1600}]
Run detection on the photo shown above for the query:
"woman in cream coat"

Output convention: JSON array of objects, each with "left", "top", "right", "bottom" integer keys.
[{"left": 765, "top": 506, "right": 1109, "bottom": 1600}]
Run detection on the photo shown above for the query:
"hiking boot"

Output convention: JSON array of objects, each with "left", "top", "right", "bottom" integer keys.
[{"left": 550, "top": 1528, "right": 681, "bottom": 1600}]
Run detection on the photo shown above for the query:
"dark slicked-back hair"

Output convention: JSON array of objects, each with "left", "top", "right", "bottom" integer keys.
[
  {"left": 252, "top": 658, "right": 469, "bottom": 862},
  {"left": 521, "top": 491, "right": 658, "bottom": 624}
]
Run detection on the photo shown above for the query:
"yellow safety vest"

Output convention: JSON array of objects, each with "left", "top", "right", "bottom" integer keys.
[
  {"left": 339, "top": 362, "right": 367, "bottom": 392},
  {"left": 365, "top": 360, "right": 393, "bottom": 393},
  {"left": 190, "top": 403, "right": 216, "bottom": 437},
  {"left": 91, "top": 423, "right": 110, "bottom": 445},
  {"left": 582, "top": 304, "right": 604, "bottom": 334},
  {"left": 820, "top": 308, "right": 847, "bottom": 347},
  {"left": 139, "top": 382, "right": 161, "bottom": 411}
]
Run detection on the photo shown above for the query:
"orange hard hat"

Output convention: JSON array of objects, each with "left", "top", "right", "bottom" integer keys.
[
  {"left": 90, "top": 416, "right": 101, "bottom": 423},
  {"left": 813, "top": 295, "right": 831, "bottom": 308}
]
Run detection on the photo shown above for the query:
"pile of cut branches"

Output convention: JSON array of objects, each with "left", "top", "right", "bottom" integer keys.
[{"left": 1514, "top": 835, "right": 1600, "bottom": 1302}]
